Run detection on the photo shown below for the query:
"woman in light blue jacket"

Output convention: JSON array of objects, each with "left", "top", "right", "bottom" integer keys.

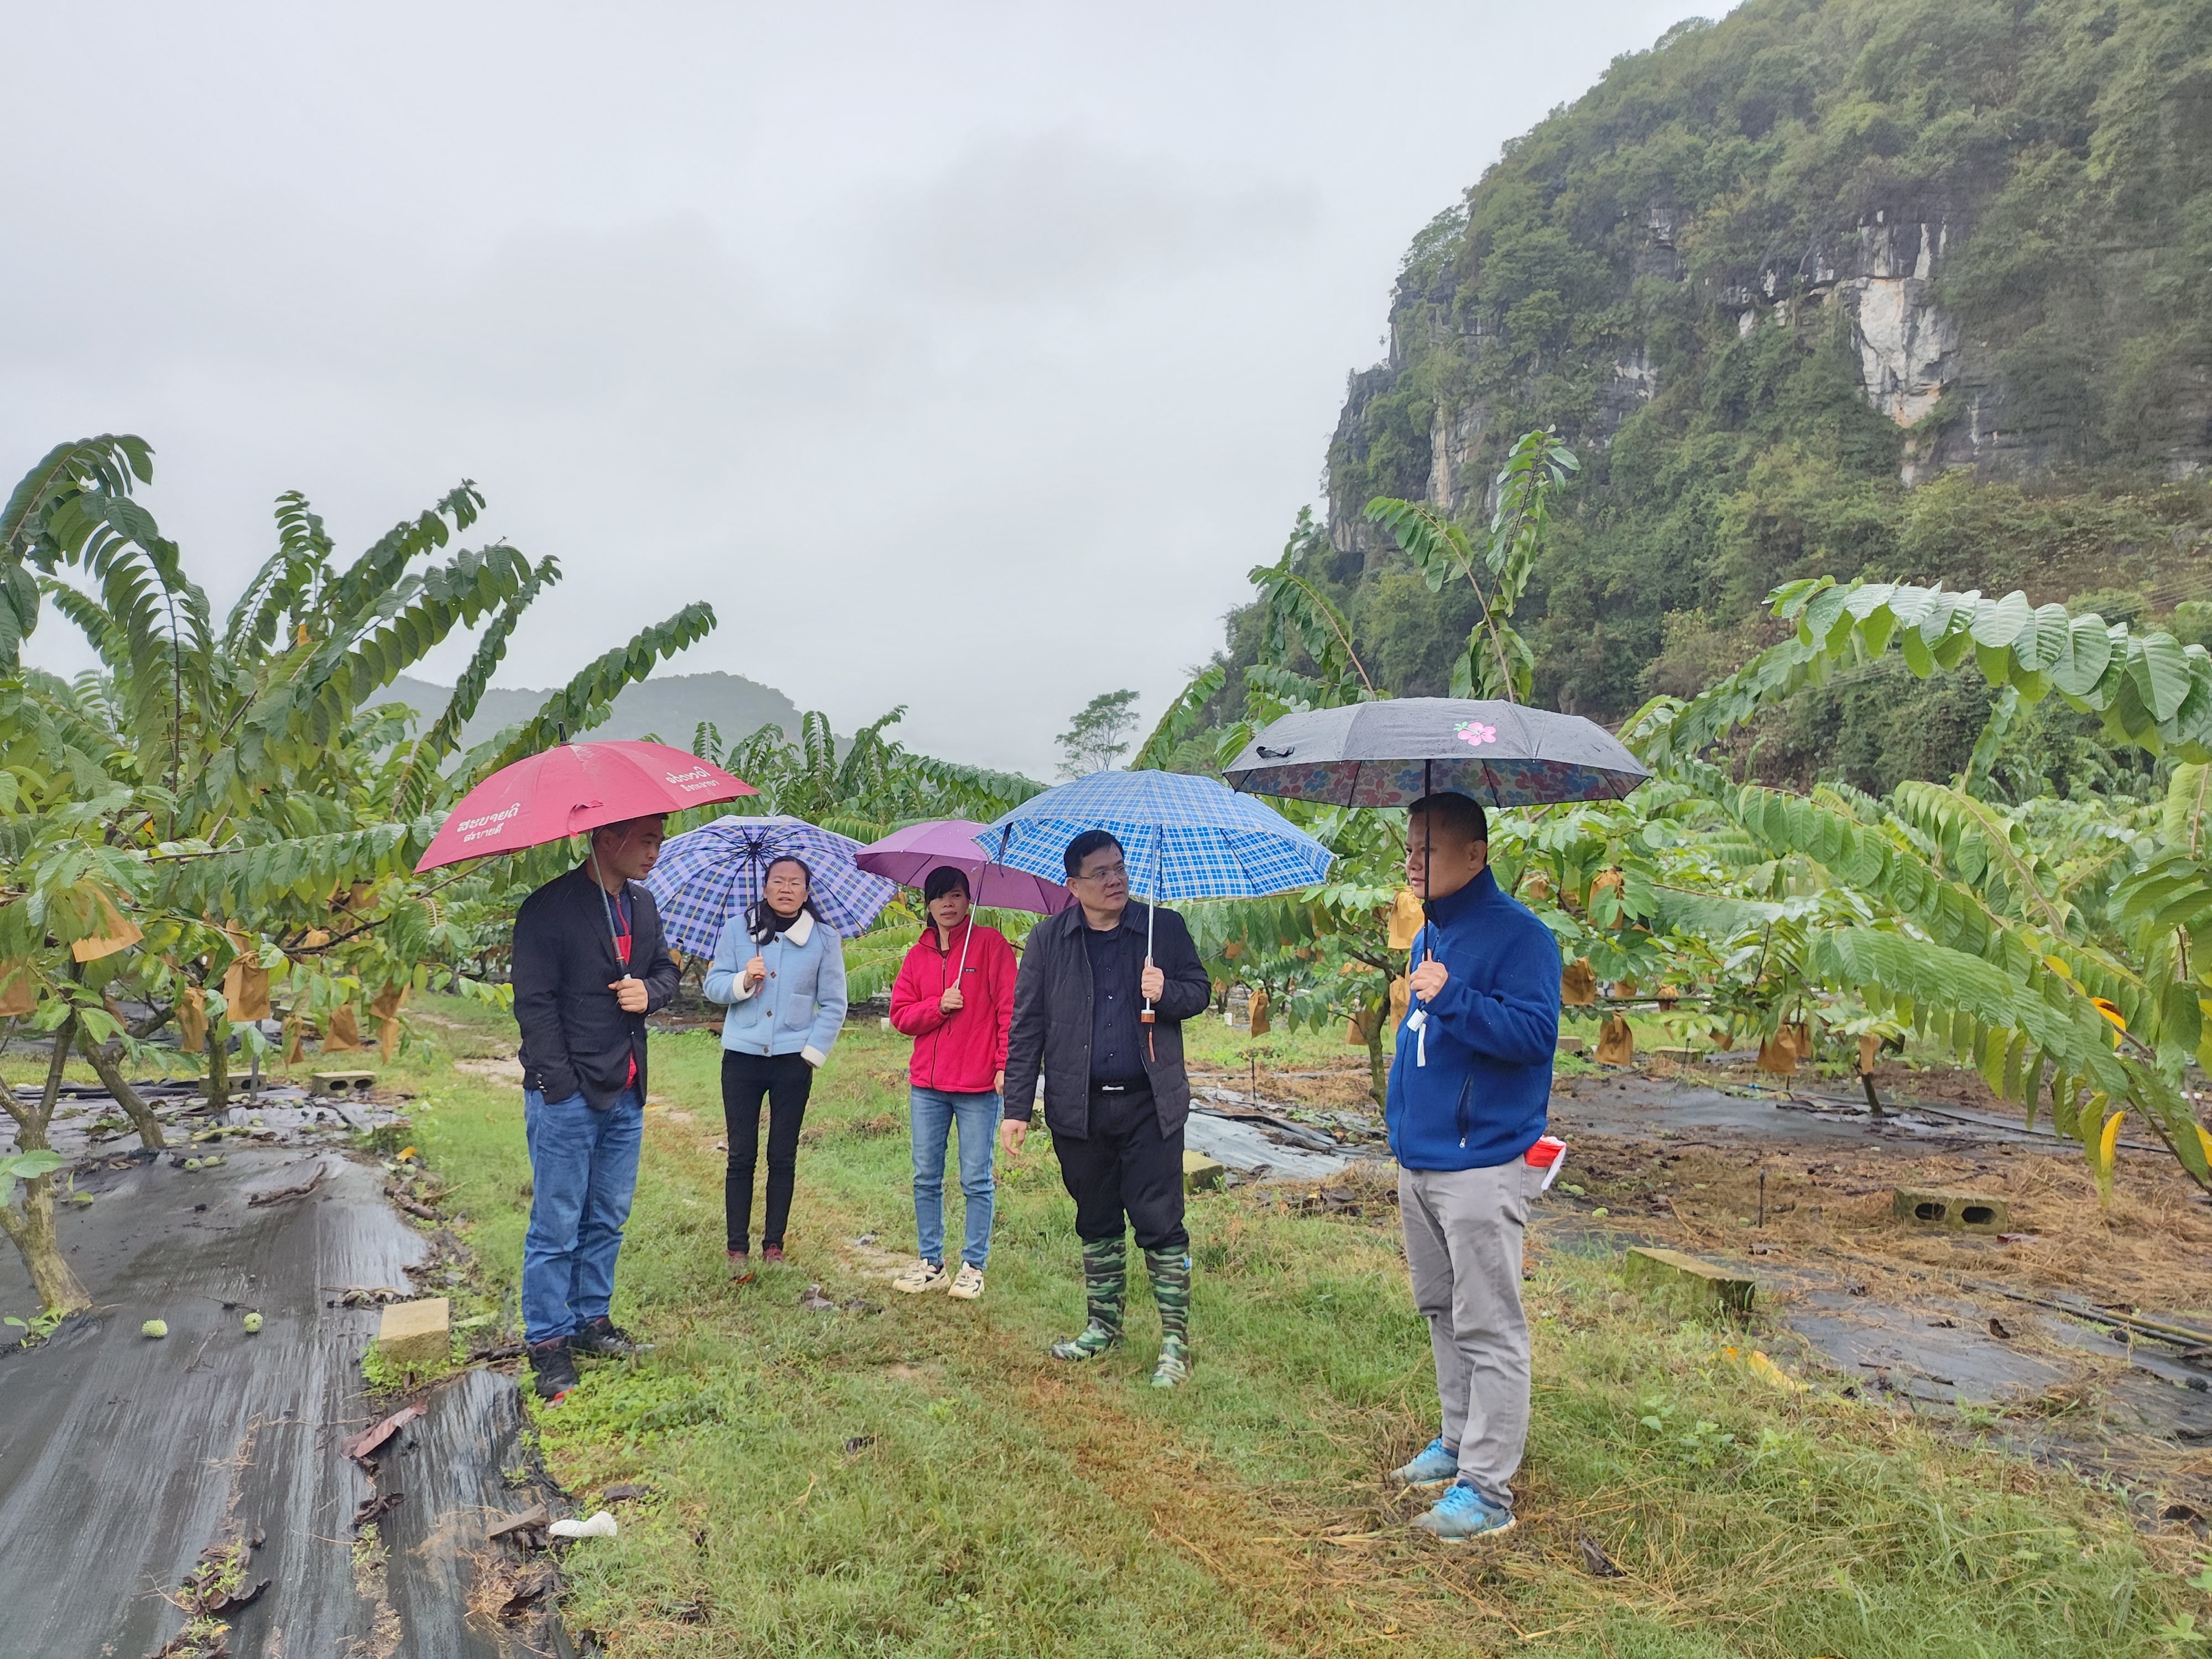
[{"left": 704, "top": 856, "right": 847, "bottom": 1279}]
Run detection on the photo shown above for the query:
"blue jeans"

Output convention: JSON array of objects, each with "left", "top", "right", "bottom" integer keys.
[
  {"left": 522, "top": 1087, "right": 643, "bottom": 1344},
  {"left": 910, "top": 1087, "right": 998, "bottom": 1270}
]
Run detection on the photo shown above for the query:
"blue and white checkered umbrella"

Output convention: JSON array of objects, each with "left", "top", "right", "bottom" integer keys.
[
  {"left": 978, "top": 770, "right": 1332, "bottom": 903},
  {"left": 645, "top": 814, "right": 898, "bottom": 957}
]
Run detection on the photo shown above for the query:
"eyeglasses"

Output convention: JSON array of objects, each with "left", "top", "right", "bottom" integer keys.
[{"left": 1072, "top": 862, "right": 1127, "bottom": 884}]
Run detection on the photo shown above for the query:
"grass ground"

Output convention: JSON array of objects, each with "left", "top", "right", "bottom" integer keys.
[
  {"left": 332, "top": 994, "right": 2209, "bottom": 1659},
  {"left": 5, "top": 1004, "right": 2207, "bottom": 1653}
]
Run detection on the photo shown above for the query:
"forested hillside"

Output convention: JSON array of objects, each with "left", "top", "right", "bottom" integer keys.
[{"left": 1206, "top": 0, "right": 2212, "bottom": 796}]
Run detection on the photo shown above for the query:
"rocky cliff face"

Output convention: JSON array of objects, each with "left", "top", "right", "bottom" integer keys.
[
  {"left": 1333, "top": 192, "right": 2209, "bottom": 566},
  {"left": 1321, "top": 0, "right": 2212, "bottom": 618}
]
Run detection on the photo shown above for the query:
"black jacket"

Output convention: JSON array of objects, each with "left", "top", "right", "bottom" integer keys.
[
  {"left": 1002, "top": 901, "right": 1212, "bottom": 1139},
  {"left": 513, "top": 864, "right": 679, "bottom": 1109}
]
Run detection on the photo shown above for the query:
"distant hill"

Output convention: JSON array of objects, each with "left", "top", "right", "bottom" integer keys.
[{"left": 387, "top": 671, "right": 802, "bottom": 754}]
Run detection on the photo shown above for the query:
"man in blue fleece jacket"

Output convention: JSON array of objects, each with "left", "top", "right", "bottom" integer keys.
[{"left": 1384, "top": 792, "right": 1560, "bottom": 1541}]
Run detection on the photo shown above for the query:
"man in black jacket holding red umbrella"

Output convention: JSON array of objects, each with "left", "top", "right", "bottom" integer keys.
[{"left": 512, "top": 815, "right": 679, "bottom": 1401}]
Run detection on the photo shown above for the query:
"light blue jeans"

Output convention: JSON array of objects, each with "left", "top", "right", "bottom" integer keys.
[
  {"left": 910, "top": 1087, "right": 998, "bottom": 1270},
  {"left": 522, "top": 1087, "right": 643, "bottom": 1344}
]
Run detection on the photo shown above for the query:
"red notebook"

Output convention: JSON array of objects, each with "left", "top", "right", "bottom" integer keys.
[{"left": 1524, "top": 1135, "right": 1567, "bottom": 1190}]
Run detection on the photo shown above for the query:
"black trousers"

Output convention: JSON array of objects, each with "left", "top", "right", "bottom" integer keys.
[
  {"left": 1050, "top": 1082, "right": 1188, "bottom": 1252},
  {"left": 723, "top": 1050, "right": 812, "bottom": 1251}
]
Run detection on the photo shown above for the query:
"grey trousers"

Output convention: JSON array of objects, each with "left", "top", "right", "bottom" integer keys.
[{"left": 1400, "top": 1159, "right": 1537, "bottom": 1509}]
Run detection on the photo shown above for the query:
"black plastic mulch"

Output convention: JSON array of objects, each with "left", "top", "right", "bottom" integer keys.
[{"left": 0, "top": 1146, "right": 574, "bottom": 1657}]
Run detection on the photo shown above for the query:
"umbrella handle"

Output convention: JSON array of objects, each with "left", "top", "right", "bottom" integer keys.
[
  {"left": 952, "top": 857, "right": 983, "bottom": 987},
  {"left": 1421, "top": 758, "right": 1434, "bottom": 966},
  {"left": 1140, "top": 842, "right": 1158, "bottom": 1024},
  {"left": 588, "top": 845, "right": 628, "bottom": 967},
  {"left": 1140, "top": 845, "right": 1158, "bottom": 1060}
]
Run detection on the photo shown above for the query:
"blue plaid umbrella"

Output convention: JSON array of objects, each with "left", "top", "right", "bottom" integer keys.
[
  {"left": 978, "top": 769, "right": 1333, "bottom": 902},
  {"left": 980, "top": 771, "right": 1331, "bottom": 1026},
  {"left": 645, "top": 814, "right": 897, "bottom": 957}
]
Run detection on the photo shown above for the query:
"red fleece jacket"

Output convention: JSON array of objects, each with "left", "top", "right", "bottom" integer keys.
[{"left": 888, "top": 920, "right": 1016, "bottom": 1094}]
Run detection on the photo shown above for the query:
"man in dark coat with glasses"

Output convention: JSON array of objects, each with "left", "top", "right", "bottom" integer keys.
[{"left": 1000, "top": 829, "right": 1212, "bottom": 1386}]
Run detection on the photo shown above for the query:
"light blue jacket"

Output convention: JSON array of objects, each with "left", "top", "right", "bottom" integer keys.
[{"left": 704, "top": 909, "right": 848, "bottom": 1064}]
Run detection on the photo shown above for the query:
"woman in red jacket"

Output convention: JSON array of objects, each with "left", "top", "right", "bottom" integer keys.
[{"left": 887, "top": 866, "right": 1016, "bottom": 1300}]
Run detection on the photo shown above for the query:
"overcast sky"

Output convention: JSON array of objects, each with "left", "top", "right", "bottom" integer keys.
[{"left": 4, "top": 1, "right": 1702, "bottom": 778}]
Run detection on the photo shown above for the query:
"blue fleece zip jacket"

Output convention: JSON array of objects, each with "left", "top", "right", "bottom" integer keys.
[{"left": 1385, "top": 865, "right": 1561, "bottom": 1172}]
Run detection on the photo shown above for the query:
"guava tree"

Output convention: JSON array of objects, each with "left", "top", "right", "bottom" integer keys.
[{"left": 1632, "top": 578, "right": 2212, "bottom": 1190}]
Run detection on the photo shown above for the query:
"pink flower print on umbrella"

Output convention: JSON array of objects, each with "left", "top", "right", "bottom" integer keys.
[{"left": 1456, "top": 719, "right": 1499, "bottom": 748}]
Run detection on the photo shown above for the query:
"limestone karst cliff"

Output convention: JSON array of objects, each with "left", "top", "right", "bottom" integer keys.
[{"left": 1314, "top": 0, "right": 2212, "bottom": 725}]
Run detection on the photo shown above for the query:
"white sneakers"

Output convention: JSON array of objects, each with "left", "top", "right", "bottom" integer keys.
[
  {"left": 892, "top": 1259, "right": 986, "bottom": 1300},
  {"left": 894, "top": 1260, "right": 948, "bottom": 1294}
]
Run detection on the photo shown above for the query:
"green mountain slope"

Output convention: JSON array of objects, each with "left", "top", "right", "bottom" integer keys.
[{"left": 1302, "top": 0, "right": 2212, "bottom": 737}]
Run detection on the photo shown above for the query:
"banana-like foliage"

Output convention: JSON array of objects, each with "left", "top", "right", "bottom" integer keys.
[{"left": 1364, "top": 429, "right": 1577, "bottom": 701}]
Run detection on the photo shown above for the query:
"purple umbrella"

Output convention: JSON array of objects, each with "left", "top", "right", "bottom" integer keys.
[
  {"left": 854, "top": 821, "right": 1074, "bottom": 915},
  {"left": 856, "top": 819, "right": 1073, "bottom": 994}
]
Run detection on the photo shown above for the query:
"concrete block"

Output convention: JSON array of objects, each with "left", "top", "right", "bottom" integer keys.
[
  {"left": 1622, "top": 1246, "right": 1755, "bottom": 1315},
  {"left": 311, "top": 1070, "right": 377, "bottom": 1095},
  {"left": 1892, "top": 1187, "right": 2010, "bottom": 1233},
  {"left": 378, "top": 1297, "right": 450, "bottom": 1368},
  {"left": 1182, "top": 1151, "right": 1226, "bottom": 1194},
  {"left": 1556, "top": 1036, "right": 1585, "bottom": 1055}
]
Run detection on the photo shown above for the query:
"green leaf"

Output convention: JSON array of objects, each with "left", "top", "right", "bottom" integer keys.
[
  {"left": 2017, "top": 603, "right": 2073, "bottom": 672},
  {"left": 2050, "top": 615, "right": 2112, "bottom": 696},
  {"left": 2127, "top": 633, "right": 2193, "bottom": 722},
  {"left": 2162, "top": 765, "right": 2212, "bottom": 857},
  {"left": 1131, "top": 664, "right": 1227, "bottom": 771},
  {"left": 0, "top": 1149, "right": 64, "bottom": 1186},
  {"left": 1968, "top": 591, "right": 2032, "bottom": 650}
]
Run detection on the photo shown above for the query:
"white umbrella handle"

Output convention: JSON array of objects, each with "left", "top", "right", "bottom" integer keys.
[
  {"left": 950, "top": 853, "right": 982, "bottom": 994},
  {"left": 1141, "top": 834, "right": 1159, "bottom": 1032}
]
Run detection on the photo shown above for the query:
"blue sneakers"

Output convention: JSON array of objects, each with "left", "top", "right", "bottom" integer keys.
[
  {"left": 1412, "top": 1481, "right": 1516, "bottom": 1541},
  {"left": 1389, "top": 1437, "right": 1460, "bottom": 1488}
]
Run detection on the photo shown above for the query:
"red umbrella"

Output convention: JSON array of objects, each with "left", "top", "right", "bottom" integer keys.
[{"left": 415, "top": 740, "right": 757, "bottom": 872}]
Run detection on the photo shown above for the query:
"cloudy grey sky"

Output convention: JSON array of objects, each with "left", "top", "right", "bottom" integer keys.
[{"left": 4, "top": 1, "right": 1700, "bottom": 778}]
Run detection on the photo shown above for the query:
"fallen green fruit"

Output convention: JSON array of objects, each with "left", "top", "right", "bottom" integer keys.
[
  {"left": 69, "top": 1193, "right": 93, "bottom": 1206},
  {"left": 183, "top": 1158, "right": 202, "bottom": 1171},
  {"left": 142, "top": 1319, "right": 169, "bottom": 1339},
  {"left": 242, "top": 1312, "right": 264, "bottom": 1334}
]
